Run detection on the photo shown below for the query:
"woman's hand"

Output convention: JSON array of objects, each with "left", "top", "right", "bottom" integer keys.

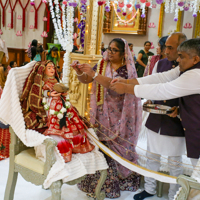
[
  {"left": 78, "top": 64, "right": 95, "bottom": 77},
  {"left": 70, "top": 60, "right": 81, "bottom": 73},
  {"left": 50, "top": 91, "right": 61, "bottom": 97}
]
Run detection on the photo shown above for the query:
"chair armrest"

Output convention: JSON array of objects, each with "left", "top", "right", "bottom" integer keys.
[
  {"left": 177, "top": 175, "right": 200, "bottom": 194},
  {"left": 43, "top": 138, "right": 58, "bottom": 177}
]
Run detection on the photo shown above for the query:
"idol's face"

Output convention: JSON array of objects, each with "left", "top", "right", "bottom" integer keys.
[
  {"left": 165, "top": 35, "right": 179, "bottom": 61},
  {"left": 45, "top": 63, "right": 55, "bottom": 77},
  {"left": 177, "top": 51, "right": 199, "bottom": 72}
]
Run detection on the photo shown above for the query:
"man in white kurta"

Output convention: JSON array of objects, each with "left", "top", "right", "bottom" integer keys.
[{"left": 110, "top": 38, "right": 200, "bottom": 200}]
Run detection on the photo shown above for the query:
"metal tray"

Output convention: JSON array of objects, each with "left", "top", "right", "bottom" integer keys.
[{"left": 143, "top": 104, "right": 173, "bottom": 115}]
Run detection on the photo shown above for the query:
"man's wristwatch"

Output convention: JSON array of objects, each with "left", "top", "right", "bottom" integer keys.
[{"left": 92, "top": 72, "right": 98, "bottom": 79}]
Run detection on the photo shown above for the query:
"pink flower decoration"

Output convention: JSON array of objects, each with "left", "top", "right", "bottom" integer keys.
[
  {"left": 74, "top": 18, "right": 78, "bottom": 22},
  {"left": 7, "top": 23, "right": 11, "bottom": 28},
  {"left": 122, "top": 12, "right": 126, "bottom": 16},
  {"left": 28, "top": 42, "right": 31, "bottom": 48},
  {"left": 16, "top": 31, "right": 22, "bottom": 36},
  {"left": 30, "top": 8, "right": 34, "bottom": 12},
  {"left": 63, "top": 0, "right": 68, "bottom": 5},
  {"left": 0, "top": 29, "right": 3, "bottom": 35},
  {"left": 42, "top": 0, "right": 47, "bottom": 3},
  {"left": 148, "top": 22, "right": 156, "bottom": 28},
  {"left": 43, "top": 17, "right": 48, "bottom": 21},
  {"left": 151, "top": 42, "right": 154, "bottom": 49},
  {"left": 98, "top": 1, "right": 103, "bottom": 6},
  {"left": 17, "top": 15, "right": 22, "bottom": 20},
  {"left": 29, "top": 25, "right": 34, "bottom": 29},
  {"left": 118, "top": 2, "right": 124, "bottom": 7},
  {"left": 140, "top": 0, "right": 146, "bottom": 3},
  {"left": 152, "top": 4, "right": 157, "bottom": 8},
  {"left": 41, "top": 31, "right": 48, "bottom": 37},
  {"left": 73, "top": 33, "right": 78, "bottom": 39},
  {"left": 126, "top": 3, "right": 132, "bottom": 8},
  {"left": 146, "top": 2, "right": 151, "bottom": 7},
  {"left": 184, "top": 22, "right": 192, "bottom": 29},
  {"left": 8, "top": 10, "right": 11, "bottom": 13}
]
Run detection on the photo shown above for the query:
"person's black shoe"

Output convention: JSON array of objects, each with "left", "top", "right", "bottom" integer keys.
[{"left": 133, "top": 190, "right": 154, "bottom": 200}]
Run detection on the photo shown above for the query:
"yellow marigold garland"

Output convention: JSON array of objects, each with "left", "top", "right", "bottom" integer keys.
[
  {"left": 157, "top": 3, "right": 164, "bottom": 38},
  {"left": 194, "top": 11, "right": 200, "bottom": 38},
  {"left": 176, "top": 10, "right": 182, "bottom": 32}
]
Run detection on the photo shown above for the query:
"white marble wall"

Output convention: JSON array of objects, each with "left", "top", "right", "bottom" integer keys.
[{"left": 1, "top": 0, "right": 45, "bottom": 49}]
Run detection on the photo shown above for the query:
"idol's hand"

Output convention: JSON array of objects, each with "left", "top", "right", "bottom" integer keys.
[
  {"left": 109, "top": 82, "right": 126, "bottom": 94},
  {"left": 50, "top": 91, "right": 61, "bottom": 97},
  {"left": 78, "top": 64, "right": 95, "bottom": 77},
  {"left": 62, "top": 92, "right": 68, "bottom": 96},
  {"left": 70, "top": 60, "right": 81, "bottom": 73},
  {"left": 168, "top": 106, "right": 179, "bottom": 118},
  {"left": 111, "top": 77, "right": 126, "bottom": 84}
]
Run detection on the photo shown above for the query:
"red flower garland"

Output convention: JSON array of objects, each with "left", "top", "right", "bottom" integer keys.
[
  {"left": 9, "top": 0, "right": 18, "bottom": 29},
  {"left": 45, "top": 3, "right": 50, "bottom": 32},
  {"left": 33, "top": 0, "right": 43, "bottom": 29},
  {"left": 18, "top": 0, "right": 30, "bottom": 31},
  {"left": 0, "top": 0, "right": 8, "bottom": 27}
]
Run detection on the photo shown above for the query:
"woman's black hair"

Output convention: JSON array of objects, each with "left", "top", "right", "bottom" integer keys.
[
  {"left": 158, "top": 36, "right": 168, "bottom": 52},
  {"left": 10, "top": 61, "right": 15, "bottom": 68},
  {"left": 31, "top": 46, "right": 37, "bottom": 60},
  {"left": 144, "top": 41, "right": 151, "bottom": 46},
  {"left": 50, "top": 46, "right": 58, "bottom": 52},
  {"left": 22, "top": 62, "right": 29, "bottom": 66},
  {"left": 128, "top": 43, "right": 133, "bottom": 46},
  {"left": 31, "top": 39, "right": 38, "bottom": 47},
  {"left": 3, "top": 66, "right": 6, "bottom": 72},
  {"left": 109, "top": 38, "right": 125, "bottom": 56}
]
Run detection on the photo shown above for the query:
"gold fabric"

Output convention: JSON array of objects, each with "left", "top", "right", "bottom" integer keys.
[
  {"left": 20, "top": 61, "right": 55, "bottom": 130},
  {"left": 0, "top": 67, "right": 6, "bottom": 89}
]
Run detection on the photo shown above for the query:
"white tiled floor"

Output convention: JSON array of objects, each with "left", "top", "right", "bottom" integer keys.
[{"left": 0, "top": 158, "right": 169, "bottom": 200}]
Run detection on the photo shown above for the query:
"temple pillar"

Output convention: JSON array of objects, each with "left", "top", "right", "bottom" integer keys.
[{"left": 69, "top": 0, "right": 104, "bottom": 116}]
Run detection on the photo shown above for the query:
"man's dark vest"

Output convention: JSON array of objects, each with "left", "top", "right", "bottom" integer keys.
[
  {"left": 145, "top": 58, "right": 184, "bottom": 137},
  {"left": 179, "top": 62, "right": 200, "bottom": 158}
]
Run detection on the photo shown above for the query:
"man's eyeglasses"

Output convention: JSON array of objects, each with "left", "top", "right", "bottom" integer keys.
[{"left": 107, "top": 47, "right": 120, "bottom": 54}]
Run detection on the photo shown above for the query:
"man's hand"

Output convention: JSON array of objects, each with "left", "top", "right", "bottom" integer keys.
[
  {"left": 109, "top": 82, "right": 126, "bottom": 94},
  {"left": 143, "top": 100, "right": 152, "bottom": 105},
  {"left": 167, "top": 106, "right": 179, "bottom": 118},
  {"left": 111, "top": 77, "right": 126, "bottom": 84}
]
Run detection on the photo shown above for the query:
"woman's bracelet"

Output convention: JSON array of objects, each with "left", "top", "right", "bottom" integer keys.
[{"left": 75, "top": 71, "right": 85, "bottom": 76}]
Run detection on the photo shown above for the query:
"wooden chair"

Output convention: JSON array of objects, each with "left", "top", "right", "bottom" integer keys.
[
  {"left": 4, "top": 127, "right": 107, "bottom": 200},
  {"left": 175, "top": 175, "right": 200, "bottom": 200}
]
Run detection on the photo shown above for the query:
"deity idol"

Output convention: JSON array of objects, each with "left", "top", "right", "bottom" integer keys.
[{"left": 20, "top": 61, "right": 94, "bottom": 162}]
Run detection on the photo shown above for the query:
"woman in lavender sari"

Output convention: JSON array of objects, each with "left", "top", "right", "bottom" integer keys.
[{"left": 71, "top": 38, "right": 142, "bottom": 198}]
